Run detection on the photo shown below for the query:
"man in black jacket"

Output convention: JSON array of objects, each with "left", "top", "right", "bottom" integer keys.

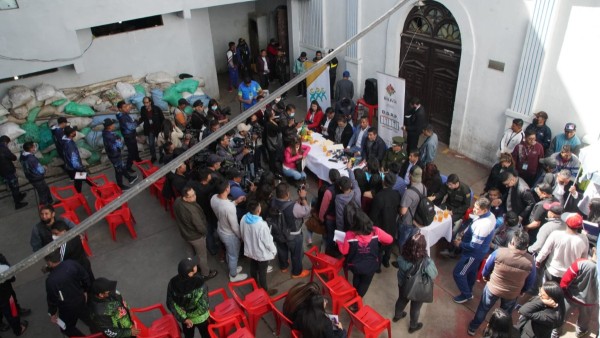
[
  {"left": 140, "top": 97, "right": 165, "bottom": 163},
  {"left": 403, "top": 97, "right": 427, "bottom": 155},
  {"left": 362, "top": 128, "right": 386, "bottom": 163},
  {"left": 88, "top": 278, "right": 139, "bottom": 338},
  {"left": 399, "top": 150, "right": 423, "bottom": 185},
  {"left": 334, "top": 118, "right": 354, "bottom": 148},
  {"left": 102, "top": 119, "right": 138, "bottom": 190},
  {"left": 370, "top": 173, "right": 401, "bottom": 269},
  {"left": 319, "top": 108, "right": 339, "bottom": 140},
  {"left": 0, "top": 135, "right": 27, "bottom": 209},
  {"left": 501, "top": 171, "right": 535, "bottom": 223}
]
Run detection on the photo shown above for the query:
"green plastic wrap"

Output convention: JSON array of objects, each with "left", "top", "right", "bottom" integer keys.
[
  {"left": 162, "top": 79, "right": 199, "bottom": 107},
  {"left": 64, "top": 102, "right": 95, "bottom": 116},
  {"left": 38, "top": 123, "right": 54, "bottom": 150},
  {"left": 87, "top": 151, "right": 101, "bottom": 165},
  {"left": 39, "top": 150, "right": 57, "bottom": 165},
  {"left": 79, "top": 127, "right": 91, "bottom": 136},
  {"left": 162, "top": 87, "right": 181, "bottom": 107},
  {"left": 184, "top": 106, "right": 193, "bottom": 114},
  {"left": 51, "top": 98, "right": 67, "bottom": 107},
  {"left": 18, "top": 122, "right": 40, "bottom": 143},
  {"left": 134, "top": 84, "right": 146, "bottom": 95},
  {"left": 27, "top": 107, "right": 41, "bottom": 123}
]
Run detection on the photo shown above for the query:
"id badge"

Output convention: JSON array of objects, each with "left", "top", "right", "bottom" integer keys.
[{"left": 522, "top": 163, "right": 528, "bottom": 170}]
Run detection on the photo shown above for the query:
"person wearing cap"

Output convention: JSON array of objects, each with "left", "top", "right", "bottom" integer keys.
[
  {"left": 45, "top": 249, "right": 93, "bottom": 337},
  {"left": 467, "top": 229, "right": 535, "bottom": 336},
  {"left": 497, "top": 118, "right": 525, "bottom": 157},
  {"left": 237, "top": 76, "right": 263, "bottom": 111},
  {"left": 512, "top": 129, "right": 545, "bottom": 186},
  {"left": 61, "top": 126, "right": 93, "bottom": 193},
  {"left": 206, "top": 154, "right": 224, "bottom": 182},
  {"left": 88, "top": 277, "right": 139, "bottom": 338},
  {"left": 528, "top": 202, "right": 565, "bottom": 254},
  {"left": 233, "top": 123, "right": 251, "bottom": 146},
  {"left": 20, "top": 141, "right": 53, "bottom": 205},
  {"left": 294, "top": 52, "right": 308, "bottom": 97},
  {"left": 403, "top": 97, "right": 427, "bottom": 155},
  {"left": 51, "top": 116, "right": 69, "bottom": 168},
  {"left": 536, "top": 212, "right": 589, "bottom": 283},
  {"left": 0, "top": 135, "right": 28, "bottom": 209},
  {"left": 115, "top": 101, "right": 142, "bottom": 174},
  {"left": 236, "top": 37, "right": 251, "bottom": 77},
  {"left": 382, "top": 136, "right": 407, "bottom": 170},
  {"left": 102, "top": 118, "right": 138, "bottom": 190},
  {"left": 525, "top": 111, "right": 552, "bottom": 152},
  {"left": 548, "top": 122, "right": 582, "bottom": 156},
  {"left": 166, "top": 257, "right": 211, "bottom": 338},
  {"left": 226, "top": 41, "right": 239, "bottom": 92},
  {"left": 335, "top": 70, "right": 354, "bottom": 102},
  {"left": 140, "top": 96, "right": 165, "bottom": 163},
  {"left": 419, "top": 124, "right": 438, "bottom": 166},
  {"left": 547, "top": 144, "right": 581, "bottom": 179},
  {"left": 524, "top": 183, "right": 557, "bottom": 242},
  {"left": 399, "top": 165, "right": 426, "bottom": 229}
]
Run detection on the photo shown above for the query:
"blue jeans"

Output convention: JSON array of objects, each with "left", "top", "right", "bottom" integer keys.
[
  {"left": 147, "top": 132, "right": 157, "bottom": 160},
  {"left": 228, "top": 67, "right": 239, "bottom": 90},
  {"left": 453, "top": 254, "right": 483, "bottom": 298},
  {"left": 282, "top": 167, "right": 306, "bottom": 181},
  {"left": 468, "top": 284, "right": 517, "bottom": 331},
  {"left": 219, "top": 232, "right": 241, "bottom": 277},
  {"left": 275, "top": 234, "right": 303, "bottom": 275}
]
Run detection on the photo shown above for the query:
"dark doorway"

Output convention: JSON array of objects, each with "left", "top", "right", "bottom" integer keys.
[{"left": 399, "top": 2, "right": 461, "bottom": 144}]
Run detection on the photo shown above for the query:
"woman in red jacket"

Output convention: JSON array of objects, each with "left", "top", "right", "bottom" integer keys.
[
  {"left": 305, "top": 100, "right": 324, "bottom": 132},
  {"left": 283, "top": 137, "right": 311, "bottom": 182}
]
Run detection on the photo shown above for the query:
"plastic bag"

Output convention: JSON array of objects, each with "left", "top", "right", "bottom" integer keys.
[
  {"left": 0, "top": 122, "right": 26, "bottom": 139},
  {"left": 51, "top": 98, "right": 68, "bottom": 107},
  {"left": 162, "top": 87, "right": 182, "bottom": 107},
  {"left": 35, "top": 84, "right": 57, "bottom": 101},
  {"left": 10, "top": 105, "right": 29, "bottom": 120},
  {"left": 146, "top": 71, "right": 175, "bottom": 84},
  {"left": 79, "top": 127, "right": 91, "bottom": 136},
  {"left": 134, "top": 84, "right": 146, "bottom": 96},
  {"left": 27, "top": 106, "right": 41, "bottom": 123},
  {"left": 67, "top": 117, "right": 93, "bottom": 130},
  {"left": 64, "top": 102, "right": 95, "bottom": 116},
  {"left": 127, "top": 92, "right": 145, "bottom": 111},
  {"left": 18, "top": 122, "right": 40, "bottom": 143},
  {"left": 174, "top": 78, "right": 199, "bottom": 95},
  {"left": 8, "top": 86, "right": 34, "bottom": 107},
  {"left": 78, "top": 95, "right": 101, "bottom": 106},
  {"left": 39, "top": 150, "right": 57, "bottom": 166},
  {"left": 37, "top": 105, "right": 59, "bottom": 118},
  {"left": 0, "top": 105, "right": 8, "bottom": 117},
  {"left": 38, "top": 123, "right": 54, "bottom": 150},
  {"left": 85, "top": 130, "right": 104, "bottom": 149},
  {"left": 151, "top": 89, "right": 169, "bottom": 111},
  {"left": 116, "top": 82, "right": 136, "bottom": 100}
]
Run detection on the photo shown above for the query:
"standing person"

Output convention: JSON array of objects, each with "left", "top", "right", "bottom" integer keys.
[
  {"left": 523, "top": 183, "right": 555, "bottom": 242},
  {"left": 403, "top": 97, "right": 427, "bottom": 156},
  {"left": 88, "top": 277, "right": 139, "bottom": 338},
  {"left": 484, "top": 152, "right": 516, "bottom": 196},
  {"left": 211, "top": 180, "right": 248, "bottom": 282},
  {"left": 51, "top": 221, "right": 95, "bottom": 281},
  {"left": 102, "top": 118, "right": 138, "bottom": 190},
  {"left": 305, "top": 100, "right": 324, "bottom": 132},
  {"left": 31, "top": 205, "right": 76, "bottom": 252},
  {"left": 393, "top": 233, "right": 438, "bottom": 333},
  {"left": 319, "top": 169, "right": 341, "bottom": 254},
  {"left": 236, "top": 38, "right": 251, "bottom": 78},
  {"left": 525, "top": 111, "right": 552, "bottom": 153},
  {"left": 370, "top": 173, "right": 401, "bottom": 269},
  {"left": 467, "top": 230, "right": 536, "bottom": 335},
  {"left": 512, "top": 130, "right": 545, "bottom": 186},
  {"left": 174, "top": 187, "right": 218, "bottom": 280},
  {"left": 548, "top": 122, "right": 582, "bottom": 156},
  {"left": 419, "top": 124, "right": 438, "bottom": 166},
  {"left": 337, "top": 211, "right": 393, "bottom": 297},
  {"left": 140, "top": 96, "right": 165, "bottom": 163},
  {"left": 271, "top": 183, "right": 311, "bottom": 278},
  {"left": 528, "top": 202, "right": 565, "bottom": 255},
  {"left": 45, "top": 250, "right": 93, "bottom": 337},
  {"left": 115, "top": 101, "right": 141, "bottom": 174},
  {"left": 502, "top": 171, "right": 536, "bottom": 224},
  {"left": 256, "top": 49, "right": 270, "bottom": 90},
  {"left": 61, "top": 126, "right": 94, "bottom": 193},
  {"left": 396, "top": 166, "right": 427, "bottom": 255},
  {"left": 240, "top": 200, "right": 278, "bottom": 295},
  {"left": 0, "top": 254, "right": 28, "bottom": 336},
  {"left": 327, "top": 49, "right": 339, "bottom": 97},
  {"left": 20, "top": 141, "right": 53, "bottom": 205},
  {"left": 334, "top": 163, "right": 362, "bottom": 232},
  {"left": 266, "top": 39, "right": 279, "bottom": 77},
  {"left": 190, "top": 100, "right": 209, "bottom": 141},
  {"left": 282, "top": 138, "right": 311, "bottom": 183},
  {"left": 452, "top": 198, "right": 497, "bottom": 304},
  {"left": 226, "top": 41, "right": 239, "bottom": 92},
  {"left": 335, "top": 71, "right": 354, "bottom": 102},
  {"left": 0, "top": 135, "right": 27, "bottom": 209},
  {"left": 518, "top": 281, "right": 565, "bottom": 338},
  {"left": 237, "top": 76, "right": 263, "bottom": 111},
  {"left": 51, "top": 117, "right": 69, "bottom": 168},
  {"left": 275, "top": 47, "right": 289, "bottom": 86},
  {"left": 171, "top": 98, "right": 189, "bottom": 131},
  {"left": 167, "top": 258, "right": 211, "bottom": 338},
  {"left": 497, "top": 118, "right": 525, "bottom": 157},
  {"left": 293, "top": 52, "right": 308, "bottom": 97}
]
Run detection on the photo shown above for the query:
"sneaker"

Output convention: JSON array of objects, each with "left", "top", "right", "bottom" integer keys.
[
  {"left": 202, "top": 270, "right": 218, "bottom": 281},
  {"left": 229, "top": 273, "right": 248, "bottom": 282},
  {"left": 119, "top": 185, "right": 131, "bottom": 191},
  {"left": 467, "top": 327, "right": 476, "bottom": 336},
  {"left": 453, "top": 294, "right": 474, "bottom": 304},
  {"left": 15, "top": 202, "right": 28, "bottom": 210},
  {"left": 408, "top": 323, "right": 423, "bottom": 333},
  {"left": 267, "top": 265, "right": 273, "bottom": 273},
  {"left": 292, "top": 270, "right": 310, "bottom": 279},
  {"left": 267, "top": 289, "right": 279, "bottom": 296},
  {"left": 129, "top": 175, "right": 139, "bottom": 184},
  {"left": 236, "top": 266, "right": 243, "bottom": 274},
  {"left": 392, "top": 311, "right": 407, "bottom": 322},
  {"left": 440, "top": 249, "right": 457, "bottom": 258}
]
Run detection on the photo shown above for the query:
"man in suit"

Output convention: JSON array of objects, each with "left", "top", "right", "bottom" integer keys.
[
  {"left": 256, "top": 49, "right": 270, "bottom": 90},
  {"left": 400, "top": 150, "right": 423, "bottom": 184},
  {"left": 334, "top": 118, "right": 354, "bottom": 148},
  {"left": 403, "top": 97, "right": 427, "bottom": 154},
  {"left": 320, "top": 108, "right": 339, "bottom": 140},
  {"left": 362, "top": 127, "right": 386, "bottom": 163},
  {"left": 345, "top": 116, "right": 370, "bottom": 157}
]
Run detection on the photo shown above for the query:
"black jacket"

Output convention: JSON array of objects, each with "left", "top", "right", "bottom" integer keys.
[
  {"left": 399, "top": 160, "right": 423, "bottom": 180},
  {"left": 504, "top": 178, "right": 535, "bottom": 221},
  {"left": 0, "top": 143, "right": 16, "bottom": 177},
  {"left": 334, "top": 124, "right": 353, "bottom": 148},
  {"left": 404, "top": 105, "right": 427, "bottom": 135},
  {"left": 362, "top": 136, "right": 386, "bottom": 163},
  {"left": 140, "top": 104, "right": 165, "bottom": 135},
  {"left": 518, "top": 297, "right": 563, "bottom": 338},
  {"left": 89, "top": 292, "right": 135, "bottom": 338},
  {"left": 46, "top": 260, "right": 90, "bottom": 314},
  {"left": 320, "top": 115, "right": 340, "bottom": 140},
  {"left": 369, "top": 187, "right": 401, "bottom": 236},
  {"left": 0, "top": 254, "right": 16, "bottom": 303}
]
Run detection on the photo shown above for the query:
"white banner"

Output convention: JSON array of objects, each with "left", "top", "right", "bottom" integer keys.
[
  {"left": 306, "top": 63, "right": 331, "bottom": 111},
  {"left": 376, "top": 72, "right": 405, "bottom": 146}
]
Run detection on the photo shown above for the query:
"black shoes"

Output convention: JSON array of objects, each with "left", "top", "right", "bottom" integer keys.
[
  {"left": 202, "top": 270, "right": 218, "bottom": 281},
  {"left": 408, "top": 323, "right": 423, "bottom": 333},
  {"left": 119, "top": 185, "right": 131, "bottom": 191},
  {"left": 127, "top": 168, "right": 136, "bottom": 174},
  {"left": 15, "top": 202, "right": 28, "bottom": 210},
  {"left": 392, "top": 311, "right": 407, "bottom": 322}
]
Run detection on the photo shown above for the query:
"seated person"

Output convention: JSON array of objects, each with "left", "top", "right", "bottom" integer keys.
[
  {"left": 422, "top": 162, "right": 443, "bottom": 196},
  {"left": 333, "top": 118, "right": 353, "bottom": 148},
  {"left": 304, "top": 100, "right": 324, "bottom": 132},
  {"left": 282, "top": 137, "right": 311, "bottom": 183},
  {"left": 429, "top": 174, "right": 471, "bottom": 223},
  {"left": 320, "top": 108, "right": 339, "bottom": 140},
  {"left": 361, "top": 128, "right": 386, "bottom": 164},
  {"left": 345, "top": 116, "right": 370, "bottom": 157}
]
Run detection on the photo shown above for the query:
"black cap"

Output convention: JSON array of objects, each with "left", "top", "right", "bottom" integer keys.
[
  {"left": 207, "top": 154, "right": 224, "bottom": 165},
  {"left": 90, "top": 277, "right": 117, "bottom": 295},
  {"left": 103, "top": 118, "right": 115, "bottom": 128},
  {"left": 178, "top": 98, "right": 189, "bottom": 106},
  {"left": 178, "top": 257, "right": 198, "bottom": 277}
]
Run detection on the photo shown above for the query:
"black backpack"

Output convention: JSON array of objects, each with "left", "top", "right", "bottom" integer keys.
[
  {"left": 408, "top": 186, "right": 435, "bottom": 226},
  {"left": 343, "top": 199, "right": 361, "bottom": 231},
  {"left": 267, "top": 201, "right": 296, "bottom": 243}
]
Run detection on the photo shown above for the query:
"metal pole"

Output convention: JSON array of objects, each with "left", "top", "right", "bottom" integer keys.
[{"left": 0, "top": 0, "right": 414, "bottom": 282}]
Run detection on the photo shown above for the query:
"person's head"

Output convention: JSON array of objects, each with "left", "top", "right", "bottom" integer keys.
[
  {"left": 50, "top": 220, "right": 70, "bottom": 239},
  {"left": 209, "top": 119, "right": 220, "bottom": 132},
  {"left": 410, "top": 165, "right": 422, "bottom": 183},
  {"left": 564, "top": 123, "right": 576, "bottom": 139},
  {"left": 208, "top": 98, "right": 219, "bottom": 111},
  {"left": 163, "top": 141, "right": 175, "bottom": 155},
  {"left": 91, "top": 278, "right": 118, "bottom": 299},
  {"left": 383, "top": 172, "right": 397, "bottom": 188},
  {"left": 534, "top": 111, "right": 548, "bottom": 126},
  {"left": 39, "top": 205, "right": 56, "bottom": 225},
  {"left": 276, "top": 182, "right": 290, "bottom": 200},
  {"left": 218, "top": 134, "right": 231, "bottom": 148},
  {"left": 315, "top": 50, "right": 322, "bottom": 60},
  {"left": 44, "top": 249, "right": 62, "bottom": 269},
  {"left": 367, "top": 127, "right": 378, "bottom": 141},
  {"left": 286, "top": 104, "right": 296, "bottom": 116},
  {"left": 103, "top": 118, "right": 116, "bottom": 131},
  {"left": 182, "top": 186, "right": 196, "bottom": 203},
  {"left": 177, "top": 98, "right": 188, "bottom": 109},
  {"left": 535, "top": 182, "right": 553, "bottom": 199},
  {"left": 561, "top": 212, "right": 583, "bottom": 232},
  {"left": 117, "top": 100, "right": 131, "bottom": 113},
  {"left": 483, "top": 308, "right": 513, "bottom": 338},
  {"left": 215, "top": 179, "right": 230, "bottom": 195},
  {"left": 504, "top": 211, "right": 520, "bottom": 228},
  {"left": 143, "top": 97, "right": 153, "bottom": 110},
  {"left": 509, "top": 229, "right": 529, "bottom": 250},
  {"left": 498, "top": 152, "right": 514, "bottom": 168},
  {"left": 539, "top": 281, "right": 565, "bottom": 310},
  {"left": 328, "top": 169, "right": 341, "bottom": 185},
  {"left": 207, "top": 154, "right": 223, "bottom": 169},
  {"left": 260, "top": 49, "right": 267, "bottom": 57},
  {"left": 57, "top": 117, "right": 68, "bottom": 128},
  {"left": 487, "top": 187, "right": 501, "bottom": 201},
  {"left": 501, "top": 171, "right": 518, "bottom": 188},
  {"left": 198, "top": 168, "right": 212, "bottom": 184},
  {"left": 337, "top": 176, "right": 352, "bottom": 194},
  {"left": 299, "top": 51, "right": 307, "bottom": 60},
  {"left": 446, "top": 174, "right": 460, "bottom": 190},
  {"left": 350, "top": 211, "right": 373, "bottom": 235},
  {"left": 473, "top": 197, "right": 490, "bottom": 216},
  {"left": 178, "top": 257, "right": 199, "bottom": 278},
  {"left": 366, "top": 157, "right": 380, "bottom": 174},
  {"left": 391, "top": 136, "right": 404, "bottom": 152},
  {"left": 243, "top": 76, "right": 252, "bottom": 85},
  {"left": 555, "top": 169, "right": 571, "bottom": 186},
  {"left": 387, "top": 161, "right": 401, "bottom": 175},
  {"left": 342, "top": 70, "right": 350, "bottom": 79},
  {"left": 559, "top": 145, "right": 572, "bottom": 161},
  {"left": 337, "top": 118, "right": 347, "bottom": 128},
  {"left": 23, "top": 141, "right": 36, "bottom": 153},
  {"left": 0, "top": 135, "right": 9, "bottom": 144},
  {"left": 408, "top": 150, "right": 419, "bottom": 164},
  {"left": 229, "top": 169, "right": 243, "bottom": 183},
  {"left": 325, "top": 107, "right": 334, "bottom": 118},
  {"left": 247, "top": 200, "right": 261, "bottom": 216},
  {"left": 525, "top": 130, "right": 537, "bottom": 146},
  {"left": 543, "top": 201, "right": 563, "bottom": 219},
  {"left": 175, "top": 161, "right": 187, "bottom": 175},
  {"left": 409, "top": 97, "right": 421, "bottom": 108},
  {"left": 193, "top": 99, "right": 204, "bottom": 112},
  {"left": 63, "top": 126, "right": 77, "bottom": 139},
  {"left": 422, "top": 124, "right": 434, "bottom": 137},
  {"left": 511, "top": 118, "right": 524, "bottom": 132},
  {"left": 310, "top": 100, "right": 320, "bottom": 112},
  {"left": 282, "top": 282, "right": 321, "bottom": 319},
  {"left": 401, "top": 232, "right": 428, "bottom": 263},
  {"left": 359, "top": 116, "right": 369, "bottom": 130},
  {"left": 237, "top": 123, "right": 251, "bottom": 137},
  {"left": 588, "top": 197, "right": 600, "bottom": 222},
  {"left": 228, "top": 41, "right": 236, "bottom": 50}
]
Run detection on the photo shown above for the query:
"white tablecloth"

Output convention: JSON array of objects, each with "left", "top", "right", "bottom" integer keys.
[
  {"left": 303, "top": 133, "right": 348, "bottom": 183},
  {"left": 418, "top": 207, "right": 453, "bottom": 255}
]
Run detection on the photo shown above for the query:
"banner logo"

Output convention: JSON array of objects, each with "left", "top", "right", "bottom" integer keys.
[
  {"left": 309, "top": 87, "right": 328, "bottom": 102},
  {"left": 386, "top": 84, "right": 396, "bottom": 96}
]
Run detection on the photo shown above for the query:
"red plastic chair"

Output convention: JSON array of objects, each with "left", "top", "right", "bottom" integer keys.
[
  {"left": 208, "top": 287, "right": 248, "bottom": 337},
  {"left": 88, "top": 173, "right": 112, "bottom": 187},
  {"left": 269, "top": 292, "right": 301, "bottom": 338},
  {"left": 60, "top": 208, "right": 92, "bottom": 257},
  {"left": 50, "top": 185, "right": 92, "bottom": 215},
  {"left": 91, "top": 183, "right": 122, "bottom": 200},
  {"left": 228, "top": 278, "right": 280, "bottom": 334},
  {"left": 304, "top": 246, "right": 347, "bottom": 282},
  {"left": 208, "top": 317, "right": 254, "bottom": 338},
  {"left": 134, "top": 160, "right": 158, "bottom": 178},
  {"left": 94, "top": 199, "right": 137, "bottom": 241},
  {"left": 314, "top": 268, "right": 358, "bottom": 315},
  {"left": 344, "top": 297, "right": 391, "bottom": 338},
  {"left": 152, "top": 177, "right": 167, "bottom": 205},
  {"left": 130, "top": 303, "right": 181, "bottom": 338},
  {"left": 354, "top": 98, "right": 378, "bottom": 126}
]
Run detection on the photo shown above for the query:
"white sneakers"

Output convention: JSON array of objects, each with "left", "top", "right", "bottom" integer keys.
[
  {"left": 267, "top": 265, "right": 273, "bottom": 273},
  {"left": 229, "top": 273, "right": 248, "bottom": 282}
]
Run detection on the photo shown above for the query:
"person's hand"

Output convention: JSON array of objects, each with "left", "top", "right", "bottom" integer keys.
[
  {"left": 569, "top": 185, "right": 577, "bottom": 195},
  {"left": 184, "top": 319, "right": 194, "bottom": 329},
  {"left": 242, "top": 148, "right": 250, "bottom": 155},
  {"left": 482, "top": 276, "right": 489, "bottom": 282},
  {"left": 131, "top": 327, "right": 142, "bottom": 336},
  {"left": 298, "top": 188, "right": 308, "bottom": 199},
  {"left": 336, "top": 321, "right": 343, "bottom": 330},
  {"left": 50, "top": 314, "right": 58, "bottom": 324},
  {"left": 453, "top": 238, "right": 461, "bottom": 247},
  {"left": 541, "top": 296, "right": 558, "bottom": 308},
  {"left": 235, "top": 196, "right": 246, "bottom": 204},
  {"left": 427, "top": 196, "right": 435, "bottom": 201},
  {"left": 346, "top": 161, "right": 352, "bottom": 169}
]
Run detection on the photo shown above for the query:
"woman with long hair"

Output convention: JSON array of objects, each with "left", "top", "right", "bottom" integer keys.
[
  {"left": 393, "top": 232, "right": 438, "bottom": 333},
  {"left": 293, "top": 293, "right": 346, "bottom": 338},
  {"left": 518, "top": 281, "right": 565, "bottom": 338},
  {"left": 282, "top": 137, "right": 311, "bottom": 182},
  {"left": 157, "top": 119, "right": 184, "bottom": 149},
  {"left": 423, "top": 162, "right": 443, "bottom": 196},
  {"left": 484, "top": 152, "right": 516, "bottom": 195},
  {"left": 483, "top": 308, "right": 513, "bottom": 338},
  {"left": 207, "top": 98, "right": 229, "bottom": 125},
  {"left": 263, "top": 110, "right": 284, "bottom": 178},
  {"left": 282, "top": 282, "right": 322, "bottom": 322},
  {"left": 338, "top": 211, "right": 393, "bottom": 298},
  {"left": 305, "top": 100, "right": 324, "bottom": 132}
]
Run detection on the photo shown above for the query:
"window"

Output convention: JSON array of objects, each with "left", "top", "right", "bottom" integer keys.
[
  {"left": 91, "top": 15, "right": 163, "bottom": 38},
  {"left": 0, "top": 68, "right": 58, "bottom": 84}
]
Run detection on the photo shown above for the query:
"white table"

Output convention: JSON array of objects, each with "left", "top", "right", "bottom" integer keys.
[
  {"left": 303, "top": 132, "right": 349, "bottom": 183},
  {"left": 418, "top": 207, "right": 453, "bottom": 255}
]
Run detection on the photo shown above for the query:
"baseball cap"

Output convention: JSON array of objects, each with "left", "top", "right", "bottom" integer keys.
[
  {"left": 539, "top": 156, "right": 557, "bottom": 170},
  {"left": 534, "top": 111, "right": 548, "bottom": 120},
  {"left": 410, "top": 166, "right": 422, "bottom": 183},
  {"left": 207, "top": 154, "right": 224, "bottom": 165},
  {"left": 343, "top": 70, "right": 350, "bottom": 78},
  {"left": 178, "top": 257, "right": 199, "bottom": 277},
  {"left": 90, "top": 277, "right": 117, "bottom": 295},
  {"left": 543, "top": 201, "right": 563, "bottom": 215},
  {"left": 564, "top": 123, "right": 576, "bottom": 132},
  {"left": 561, "top": 212, "right": 583, "bottom": 229}
]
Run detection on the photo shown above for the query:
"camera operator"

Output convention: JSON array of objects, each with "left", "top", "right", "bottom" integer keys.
[{"left": 216, "top": 134, "right": 251, "bottom": 169}]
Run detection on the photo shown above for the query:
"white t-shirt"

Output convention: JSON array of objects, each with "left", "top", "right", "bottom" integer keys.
[{"left": 536, "top": 230, "right": 589, "bottom": 277}]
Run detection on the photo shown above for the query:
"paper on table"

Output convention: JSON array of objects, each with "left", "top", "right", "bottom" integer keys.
[{"left": 334, "top": 230, "right": 346, "bottom": 242}]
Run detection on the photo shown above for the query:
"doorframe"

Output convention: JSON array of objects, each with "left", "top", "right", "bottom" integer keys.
[{"left": 384, "top": 0, "right": 475, "bottom": 150}]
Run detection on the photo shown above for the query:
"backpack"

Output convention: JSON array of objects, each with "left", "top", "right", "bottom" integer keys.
[
  {"left": 408, "top": 186, "right": 435, "bottom": 226},
  {"left": 267, "top": 201, "right": 296, "bottom": 243},
  {"left": 343, "top": 199, "right": 361, "bottom": 231}
]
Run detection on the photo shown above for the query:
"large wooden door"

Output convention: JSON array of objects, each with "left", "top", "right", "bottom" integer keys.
[{"left": 399, "top": 2, "right": 461, "bottom": 144}]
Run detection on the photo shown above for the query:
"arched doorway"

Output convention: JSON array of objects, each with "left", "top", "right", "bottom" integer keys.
[{"left": 399, "top": 1, "right": 461, "bottom": 144}]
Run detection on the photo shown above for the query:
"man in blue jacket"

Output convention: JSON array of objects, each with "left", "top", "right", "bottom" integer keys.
[
  {"left": 116, "top": 101, "right": 141, "bottom": 173},
  {"left": 102, "top": 119, "right": 138, "bottom": 190},
  {"left": 51, "top": 117, "right": 69, "bottom": 169},
  {"left": 61, "top": 126, "right": 92, "bottom": 193},
  {"left": 0, "top": 135, "right": 27, "bottom": 209},
  {"left": 20, "top": 141, "right": 53, "bottom": 205}
]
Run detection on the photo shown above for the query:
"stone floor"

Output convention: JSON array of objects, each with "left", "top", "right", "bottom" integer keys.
[{"left": 0, "top": 73, "right": 596, "bottom": 337}]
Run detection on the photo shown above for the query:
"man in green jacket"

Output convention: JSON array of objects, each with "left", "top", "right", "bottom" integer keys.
[
  {"left": 382, "top": 136, "right": 407, "bottom": 171},
  {"left": 88, "top": 278, "right": 139, "bottom": 338}
]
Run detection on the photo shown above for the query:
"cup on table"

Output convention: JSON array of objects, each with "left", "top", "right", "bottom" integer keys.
[{"left": 443, "top": 208, "right": 450, "bottom": 219}]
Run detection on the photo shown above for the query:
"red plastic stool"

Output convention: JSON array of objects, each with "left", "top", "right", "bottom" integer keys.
[{"left": 355, "top": 98, "right": 378, "bottom": 126}]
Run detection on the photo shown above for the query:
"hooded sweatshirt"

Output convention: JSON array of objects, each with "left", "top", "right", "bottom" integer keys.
[
  {"left": 240, "top": 212, "right": 277, "bottom": 262},
  {"left": 335, "top": 168, "right": 361, "bottom": 231}
]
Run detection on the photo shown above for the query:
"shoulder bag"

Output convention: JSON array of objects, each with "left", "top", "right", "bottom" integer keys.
[{"left": 401, "top": 258, "right": 434, "bottom": 303}]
